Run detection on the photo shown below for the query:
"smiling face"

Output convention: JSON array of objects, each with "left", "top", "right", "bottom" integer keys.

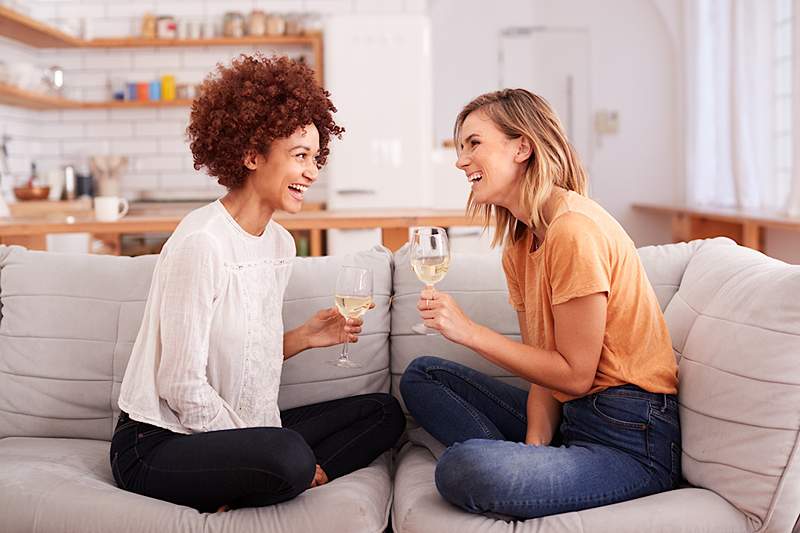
[
  {"left": 246, "top": 123, "right": 320, "bottom": 214},
  {"left": 455, "top": 110, "right": 530, "bottom": 209}
]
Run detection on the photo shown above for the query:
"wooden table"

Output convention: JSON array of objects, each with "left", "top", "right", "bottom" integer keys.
[
  {"left": 633, "top": 203, "right": 800, "bottom": 252},
  {"left": 0, "top": 208, "right": 482, "bottom": 255}
]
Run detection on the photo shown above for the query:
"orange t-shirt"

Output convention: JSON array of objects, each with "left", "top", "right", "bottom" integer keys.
[{"left": 502, "top": 191, "right": 678, "bottom": 402}]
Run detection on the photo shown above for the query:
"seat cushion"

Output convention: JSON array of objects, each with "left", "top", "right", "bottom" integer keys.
[
  {"left": 392, "top": 445, "right": 751, "bottom": 533},
  {"left": 0, "top": 436, "right": 392, "bottom": 533}
]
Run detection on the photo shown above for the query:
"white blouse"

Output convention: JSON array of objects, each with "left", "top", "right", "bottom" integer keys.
[{"left": 118, "top": 200, "right": 296, "bottom": 434}]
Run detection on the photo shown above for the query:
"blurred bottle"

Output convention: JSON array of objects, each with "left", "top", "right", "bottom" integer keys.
[
  {"left": 161, "top": 75, "right": 176, "bottom": 101},
  {"left": 63, "top": 165, "right": 76, "bottom": 200},
  {"left": 28, "top": 162, "right": 38, "bottom": 187}
]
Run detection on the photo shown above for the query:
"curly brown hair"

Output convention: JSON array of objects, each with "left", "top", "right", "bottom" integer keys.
[{"left": 187, "top": 54, "right": 344, "bottom": 189}]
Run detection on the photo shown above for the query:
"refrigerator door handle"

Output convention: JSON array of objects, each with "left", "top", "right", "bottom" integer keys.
[{"left": 335, "top": 189, "right": 377, "bottom": 195}]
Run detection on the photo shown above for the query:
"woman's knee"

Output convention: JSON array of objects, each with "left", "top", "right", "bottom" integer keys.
[
  {"left": 251, "top": 429, "right": 316, "bottom": 495},
  {"left": 399, "top": 356, "right": 443, "bottom": 398},
  {"left": 434, "top": 441, "right": 484, "bottom": 507}
]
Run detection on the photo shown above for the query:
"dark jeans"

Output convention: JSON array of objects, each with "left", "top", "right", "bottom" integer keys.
[
  {"left": 110, "top": 393, "right": 405, "bottom": 512},
  {"left": 400, "top": 356, "right": 682, "bottom": 519}
]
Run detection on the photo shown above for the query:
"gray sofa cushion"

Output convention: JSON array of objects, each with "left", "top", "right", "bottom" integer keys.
[
  {"left": 658, "top": 240, "right": 800, "bottom": 533},
  {"left": 279, "top": 246, "right": 393, "bottom": 410},
  {"left": 390, "top": 243, "right": 523, "bottom": 408},
  {"left": 0, "top": 246, "right": 157, "bottom": 441},
  {"left": 0, "top": 437, "right": 392, "bottom": 533},
  {"left": 0, "top": 244, "right": 393, "bottom": 441},
  {"left": 392, "top": 445, "right": 751, "bottom": 533}
]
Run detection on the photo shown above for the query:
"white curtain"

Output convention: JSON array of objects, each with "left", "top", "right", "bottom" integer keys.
[
  {"left": 788, "top": 0, "right": 800, "bottom": 217},
  {"left": 684, "top": 0, "right": 775, "bottom": 209}
]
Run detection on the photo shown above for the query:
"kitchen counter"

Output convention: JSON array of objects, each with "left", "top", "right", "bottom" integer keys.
[{"left": 0, "top": 207, "right": 482, "bottom": 255}]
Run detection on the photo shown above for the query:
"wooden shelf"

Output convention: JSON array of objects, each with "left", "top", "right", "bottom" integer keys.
[
  {"left": 85, "top": 34, "right": 322, "bottom": 48},
  {"left": 0, "top": 82, "right": 79, "bottom": 109},
  {"left": 0, "top": 5, "right": 81, "bottom": 47},
  {"left": 0, "top": 6, "right": 322, "bottom": 49},
  {"left": 0, "top": 6, "right": 324, "bottom": 108},
  {"left": 80, "top": 99, "right": 193, "bottom": 109},
  {"left": 0, "top": 83, "right": 194, "bottom": 109}
]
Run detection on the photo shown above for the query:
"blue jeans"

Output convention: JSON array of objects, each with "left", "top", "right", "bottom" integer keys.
[{"left": 400, "top": 356, "right": 682, "bottom": 519}]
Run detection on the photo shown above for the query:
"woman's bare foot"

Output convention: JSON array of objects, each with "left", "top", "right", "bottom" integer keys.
[{"left": 309, "top": 464, "right": 329, "bottom": 488}]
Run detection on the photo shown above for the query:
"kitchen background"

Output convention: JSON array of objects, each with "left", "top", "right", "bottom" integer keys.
[{"left": 0, "top": 0, "right": 798, "bottom": 261}]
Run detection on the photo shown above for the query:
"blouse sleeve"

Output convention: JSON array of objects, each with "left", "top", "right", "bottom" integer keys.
[{"left": 155, "top": 232, "right": 246, "bottom": 432}]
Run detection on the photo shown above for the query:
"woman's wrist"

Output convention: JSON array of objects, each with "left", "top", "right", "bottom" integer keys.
[
  {"left": 285, "top": 324, "right": 312, "bottom": 357},
  {"left": 463, "top": 321, "right": 485, "bottom": 350}
]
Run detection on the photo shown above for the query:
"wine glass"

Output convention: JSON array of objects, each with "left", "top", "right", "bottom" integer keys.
[
  {"left": 328, "top": 265, "right": 373, "bottom": 368},
  {"left": 410, "top": 227, "right": 450, "bottom": 335}
]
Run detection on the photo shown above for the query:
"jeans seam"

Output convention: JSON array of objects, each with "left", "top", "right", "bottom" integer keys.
[
  {"left": 111, "top": 453, "right": 126, "bottom": 490},
  {"left": 427, "top": 365, "right": 527, "bottom": 423},
  {"left": 439, "top": 382, "right": 496, "bottom": 439}
]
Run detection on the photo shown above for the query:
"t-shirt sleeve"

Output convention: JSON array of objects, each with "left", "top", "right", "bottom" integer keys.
[
  {"left": 502, "top": 246, "right": 526, "bottom": 311},
  {"left": 545, "top": 213, "right": 611, "bottom": 306}
]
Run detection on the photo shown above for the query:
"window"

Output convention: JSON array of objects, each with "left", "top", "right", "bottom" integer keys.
[{"left": 774, "top": 0, "right": 793, "bottom": 208}]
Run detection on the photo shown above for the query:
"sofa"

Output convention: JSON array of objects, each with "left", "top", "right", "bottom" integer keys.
[{"left": 0, "top": 237, "right": 798, "bottom": 533}]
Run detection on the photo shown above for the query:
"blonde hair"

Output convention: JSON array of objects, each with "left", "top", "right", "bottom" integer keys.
[{"left": 454, "top": 88, "right": 588, "bottom": 248}]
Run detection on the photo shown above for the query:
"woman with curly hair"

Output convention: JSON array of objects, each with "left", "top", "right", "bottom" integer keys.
[{"left": 112, "top": 54, "right": 405, "bottom": 513}]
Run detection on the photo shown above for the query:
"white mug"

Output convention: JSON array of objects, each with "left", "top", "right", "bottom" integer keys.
[{"left": 94, "top": 196, "right": 129, "bottom": 222}]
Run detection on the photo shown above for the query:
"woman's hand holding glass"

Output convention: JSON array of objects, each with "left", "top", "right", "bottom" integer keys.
[
  {"left": 329, "top": 265, "right": 374, "bottom": 368},
  {"left": 410, "top": 227, "right": 450, "bottom": 335},
  {"left": 417, "top": 286, "right": 476, "bottom": 345},
  {"left": 303, "top": 307, "right": 365, "bottom": 348}
]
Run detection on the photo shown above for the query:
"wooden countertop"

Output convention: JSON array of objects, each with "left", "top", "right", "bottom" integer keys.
[
  {"left": 0, "top": 208, "right": 480, "bottom": 236},
  {"left": 633, "top": 202, "right": 800, "bottom": 231},
  {"left": 633, "top": 202, "right": 800, "bottom": 253}
]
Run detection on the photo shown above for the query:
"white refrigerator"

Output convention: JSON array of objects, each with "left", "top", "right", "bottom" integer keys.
[{"left": 323, "top": 14, "right": 434, "bottom": 255}]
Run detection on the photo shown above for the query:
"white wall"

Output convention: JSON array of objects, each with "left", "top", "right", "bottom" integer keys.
[{"left": 431, "top": 0, "right": 679, "bottom": 248}]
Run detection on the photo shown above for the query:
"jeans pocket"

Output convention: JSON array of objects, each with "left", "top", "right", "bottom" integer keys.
[{"left": 591, "top": 394, "right": 649, "bottom": 431}]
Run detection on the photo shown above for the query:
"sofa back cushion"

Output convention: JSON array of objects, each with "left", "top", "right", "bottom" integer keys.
[
  {"left": 279, "top": 246, "right": 393, "bottom": 410},
  {"left": 0, "top": 244, "right": 392, "bottom": 441},
  {"left": 659, "top": 240, "right": 800, "bottom": 532},
  {"left": 390, "top": 244, "right": 522, "bottom": 408},
  {"left": 0, "top": 246, "right": 157, "bottom": 441}
]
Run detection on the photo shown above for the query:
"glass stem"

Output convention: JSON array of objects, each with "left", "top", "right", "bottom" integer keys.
[{"left": 340, "top": 334, "right": 349, "bottom": 360}]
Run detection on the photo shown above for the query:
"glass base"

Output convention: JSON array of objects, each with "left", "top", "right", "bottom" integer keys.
[
  {"left": 327, "top": 357, "right": 363, "bottom": 368},
  {"left": 411, "top": 323, "right": 440, "bottom": 336}
]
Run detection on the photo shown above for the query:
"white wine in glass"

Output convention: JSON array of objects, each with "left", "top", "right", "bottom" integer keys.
[
  {"left": 329, "top": 265, "right": 373, "bottom": 368},
  {"left": 410, "top": 227, "right": 450, "bottom": 335},
  {"left": 334, "top": 295, "right": 373, "bottom": 320}
]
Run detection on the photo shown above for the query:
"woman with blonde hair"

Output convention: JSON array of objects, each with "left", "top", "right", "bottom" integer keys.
[{"left": 400, "top": 88, "right": 680, "bottom": 519}]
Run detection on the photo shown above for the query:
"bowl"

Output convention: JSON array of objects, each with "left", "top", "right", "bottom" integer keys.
[{"left": 14, "top": 186, "right": 51, "bottom": 201}]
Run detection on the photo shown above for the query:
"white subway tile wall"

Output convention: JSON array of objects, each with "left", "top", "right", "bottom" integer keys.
[{"left": 6, "top": 0, "right": 428, "bottom": 199}]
